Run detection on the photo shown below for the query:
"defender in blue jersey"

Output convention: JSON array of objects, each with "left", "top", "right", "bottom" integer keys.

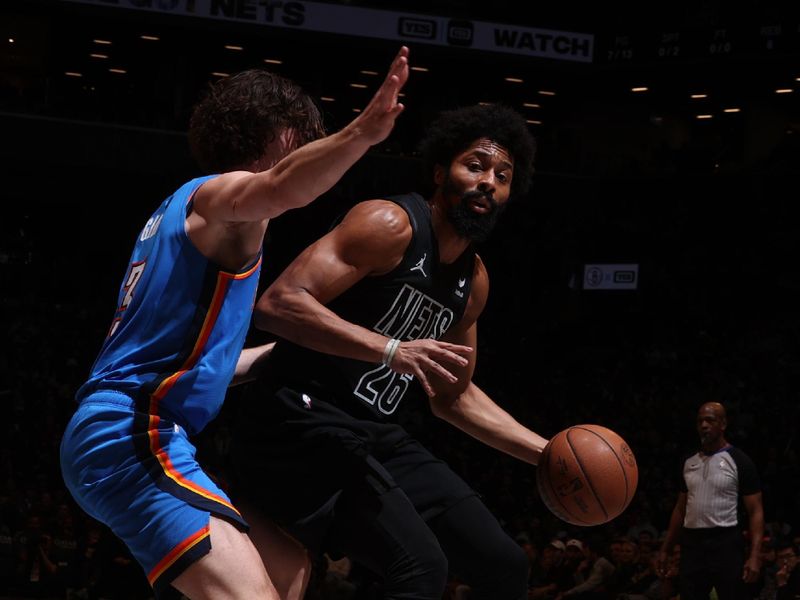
[
  {"left": 234, "top": 105, "right": 551, "bottom": 599},
  {"left": 60, "top": 47, "right": 411, "bottom": 600}
]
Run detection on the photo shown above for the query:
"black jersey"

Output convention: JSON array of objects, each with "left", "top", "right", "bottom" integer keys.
[{"left": 268, "top": 192, "right": 475, "bottom": 421}]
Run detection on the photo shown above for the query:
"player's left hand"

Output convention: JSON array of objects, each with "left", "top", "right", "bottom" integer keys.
[
  {"left": 389, "top": 338, "right": 472, "bottom": 397},
  {"left": 349, "top": 46, "right": 409, "bottom": 146}
]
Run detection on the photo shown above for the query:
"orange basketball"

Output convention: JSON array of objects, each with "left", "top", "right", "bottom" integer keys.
[{"left": 536, "top": 424, "right": 638, "bottom": 526}]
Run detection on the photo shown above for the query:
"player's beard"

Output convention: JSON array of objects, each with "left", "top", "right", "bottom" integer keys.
[{"left": 443, "top": 176, "right": 505, "bottom": 242}]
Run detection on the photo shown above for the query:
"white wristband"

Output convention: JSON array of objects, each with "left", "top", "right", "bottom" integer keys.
[{"left": 382, "top": 338, "right": 400, "bottom": 367}]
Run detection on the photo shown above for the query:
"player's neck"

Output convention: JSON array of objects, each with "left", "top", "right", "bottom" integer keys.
[{"left": 430, "top": 198, "right": 473, "bottom": 264}]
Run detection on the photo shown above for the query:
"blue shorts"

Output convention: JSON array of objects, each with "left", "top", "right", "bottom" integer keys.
[{"left": 60, "top": 391, "right": 248, "bottom": 595}]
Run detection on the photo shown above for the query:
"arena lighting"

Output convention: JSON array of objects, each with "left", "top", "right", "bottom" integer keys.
[
  {"left": 691, "top": 93, "right": 708, "bottom": 99},
  {"left": 696, "top": 114, "right": 713, "bottom": 119},
  {"left": 526, "top": 119, "right": 542, "bottom": 124},
  {"left": 353, "top": 108, "right": 361, "bottom": 112},
  {"left": 90, "top": 53, "right": 108, "bottom": 59},
  {"left": 775, "top": 88, "right": 793, "bottom": 93},
  {"left": 8, "top": 38, "right": 14, "bottom": 44},
  {"left": 410, "top": 66, "right": 429, "bottom": 72},
  {"left": 631, "top": 87, "right": 648, "bottom": 92},
  {"left": 522, "top": 102, "right": 540, "bottom": 108},
  {"left": 263, "top": 58, "right": 282, "bottom": 64},
  {"left": 140, "top": 35, "right": 159, "bottom": 41},
  {"left": 723, "top": 107, "right": 741, "bottom": 113},
  {"left": 93, "top": 39, "right": 112, "bottom": 45},
  {"left": 65, "top": 71, "right": 82, "bottom": 77},
  {"left": 211, "top": 71, "right": 229, "bottom": 77},
  {"left": 109, "top": 68, "right": 127, "bottom": 74},
  {"left": 320, "top": 96, "right": 335, "bottom": 102},
  {"left": 360, "top": 70, "right": 379, "bottom": 75},
  {"left": 349, "top": 83, "right": 368, "bottom": 88},
  {"left": 505, "top": 77, "right": 524, "bottom": 83},
  {"left": 538, "top": 90, "right": 556, "bottom": 96},
  {"left": 224, "top": 44, "right": 243, "bottom": 51}
]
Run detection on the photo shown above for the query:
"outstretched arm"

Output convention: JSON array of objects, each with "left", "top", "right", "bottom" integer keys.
[
  {"left": 432, "top": 374, "right": 549, "bottom": 465},
  {"left": 428, "top": 257, "right": 548, "bottom": 465},
  {"left": 193, "top": 46, "right": 410, "bottom": 223},
  {"left": 255, "top": 200, "right": 472, "bottom": 395}
]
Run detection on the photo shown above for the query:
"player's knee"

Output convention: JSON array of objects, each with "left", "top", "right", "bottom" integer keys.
[{"left": 386, "top": 540, "right": 448, "bottom": 599}]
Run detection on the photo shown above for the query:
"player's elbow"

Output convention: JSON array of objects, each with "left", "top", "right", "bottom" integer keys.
[
  {"left": 252, "top": 305, "right": 273, "bottom": 332},
  {"left": 253, "top": 288, "right": 283, "bottom": 332},
  {"left": 253, "top": 285, "right": 304, "bottom": 333},
  {"left": 429, "top": 391, "right": 461, "bottom": 420},
  {"left": 429, "top": 397, "right": 448, "bottom": 420}
]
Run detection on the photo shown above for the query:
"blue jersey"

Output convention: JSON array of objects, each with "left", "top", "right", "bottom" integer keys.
[{"left": 77, "top": 176, "right": 261, "bottom": 435}]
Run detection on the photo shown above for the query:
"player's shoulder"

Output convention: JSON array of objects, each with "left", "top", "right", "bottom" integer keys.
[
  {"left": 464, "top": 254, "right": 489, "bottom": 315},
  {"left": 470, "top": 254, "right": 490, "bottom": 294},
  {"left": 341, "top": 199, "right": 412, "bottom": 238},
  {"left": 473, "top": 254, "right": 488, "bottom": 280}
]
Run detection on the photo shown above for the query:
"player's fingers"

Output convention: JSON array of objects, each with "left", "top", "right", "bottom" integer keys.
[
  {"left": 390, "top": 46, "right": 409, "bottom": 74},
  {"left": 384, "top": 74, "right": 403, "bottom": 106},
  {"left": 393, "top": 56, "right": 409, "bottom": 87},
  {"left": 371, "top": 74, "right": 404, "bottom": 115},
  {"left": 433, "top": 349, "right": 469, "bottom": 368},
  {"left": 412, "top": 365, "right": 434, "bottom": 397},
  {"left": 424, "top": 358, "right": 458, "bottom": 384},
  {"left": 437, "top": 342, "right": 473, "bottom": 356},
  {"left": 382, "top": 49, "right": 408, "bottom": 89}
]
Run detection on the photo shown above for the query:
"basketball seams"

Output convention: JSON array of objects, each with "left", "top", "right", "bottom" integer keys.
[
  {"left": 537, "top": 443, "right": 566, "bottom": 522},
  {"left": 564, "top": 428, "right": 610, "bottom": 522},
  {"left": 538, "top": 425, "right": 637, "bottom": 527},
  {"left": 572, "top": 426, "right": 630, "bottom": 508},
  {"left": 538, "top": 434, "right": 593, "bottom": 526}
]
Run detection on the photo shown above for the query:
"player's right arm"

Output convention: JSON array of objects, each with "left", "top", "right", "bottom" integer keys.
[
  {"left": 230, "top": 342, "right": 275, "bottom": 387},
  {"left": 255, "top": 200, "right": 471, "bottom": 384},
  {"left": 425, "top": 259, "right": 548, "bottom": 463},
  {"left": 657, "top": 491, "right": 686, "bottom": 576},
  {"left": 193, "top": 47, "right": 409, "bottom": 223}
]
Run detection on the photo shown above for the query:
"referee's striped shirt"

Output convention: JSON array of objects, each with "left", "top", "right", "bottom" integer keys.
[{"left": 681, "top": 445, "right": 760, "bottom": 529}]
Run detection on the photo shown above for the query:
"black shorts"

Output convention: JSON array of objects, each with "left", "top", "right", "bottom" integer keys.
[{"left": 231, "top": 382, "right": 476, "bottom": 554}]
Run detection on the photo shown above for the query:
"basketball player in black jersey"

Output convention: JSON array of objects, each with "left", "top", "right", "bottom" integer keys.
[{"left": 233, "top": 104, "right": 548, "bottom": 599}]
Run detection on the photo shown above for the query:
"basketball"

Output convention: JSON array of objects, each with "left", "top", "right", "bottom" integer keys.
[{"left": 536, "top": 424, "right": 638, "bottom": 526}]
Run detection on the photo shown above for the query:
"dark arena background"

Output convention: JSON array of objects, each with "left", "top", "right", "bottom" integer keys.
[{"left": 1, "top": 1, "right": 799, "bottom": 598}]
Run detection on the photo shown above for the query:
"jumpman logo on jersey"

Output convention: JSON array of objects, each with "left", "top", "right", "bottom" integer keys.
[
  {"left": 455, "top": 277, "right": 467, "bottom": 298},
  {"left": 410, "top": 253, "right": 427, "bottom": 277}
]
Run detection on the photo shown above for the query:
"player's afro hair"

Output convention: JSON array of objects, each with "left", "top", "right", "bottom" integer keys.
[{"left": 418, "top": 104, "right": 536, "bottom": 199}]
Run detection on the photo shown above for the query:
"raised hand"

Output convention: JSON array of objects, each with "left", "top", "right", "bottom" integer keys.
[{"left": 350, "top": 46, "right": 410, "bottom": 145}]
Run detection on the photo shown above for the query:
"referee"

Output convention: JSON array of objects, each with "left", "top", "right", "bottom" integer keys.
[{"left": 657, "top": 402, "right": 764, "bottom": 600}]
